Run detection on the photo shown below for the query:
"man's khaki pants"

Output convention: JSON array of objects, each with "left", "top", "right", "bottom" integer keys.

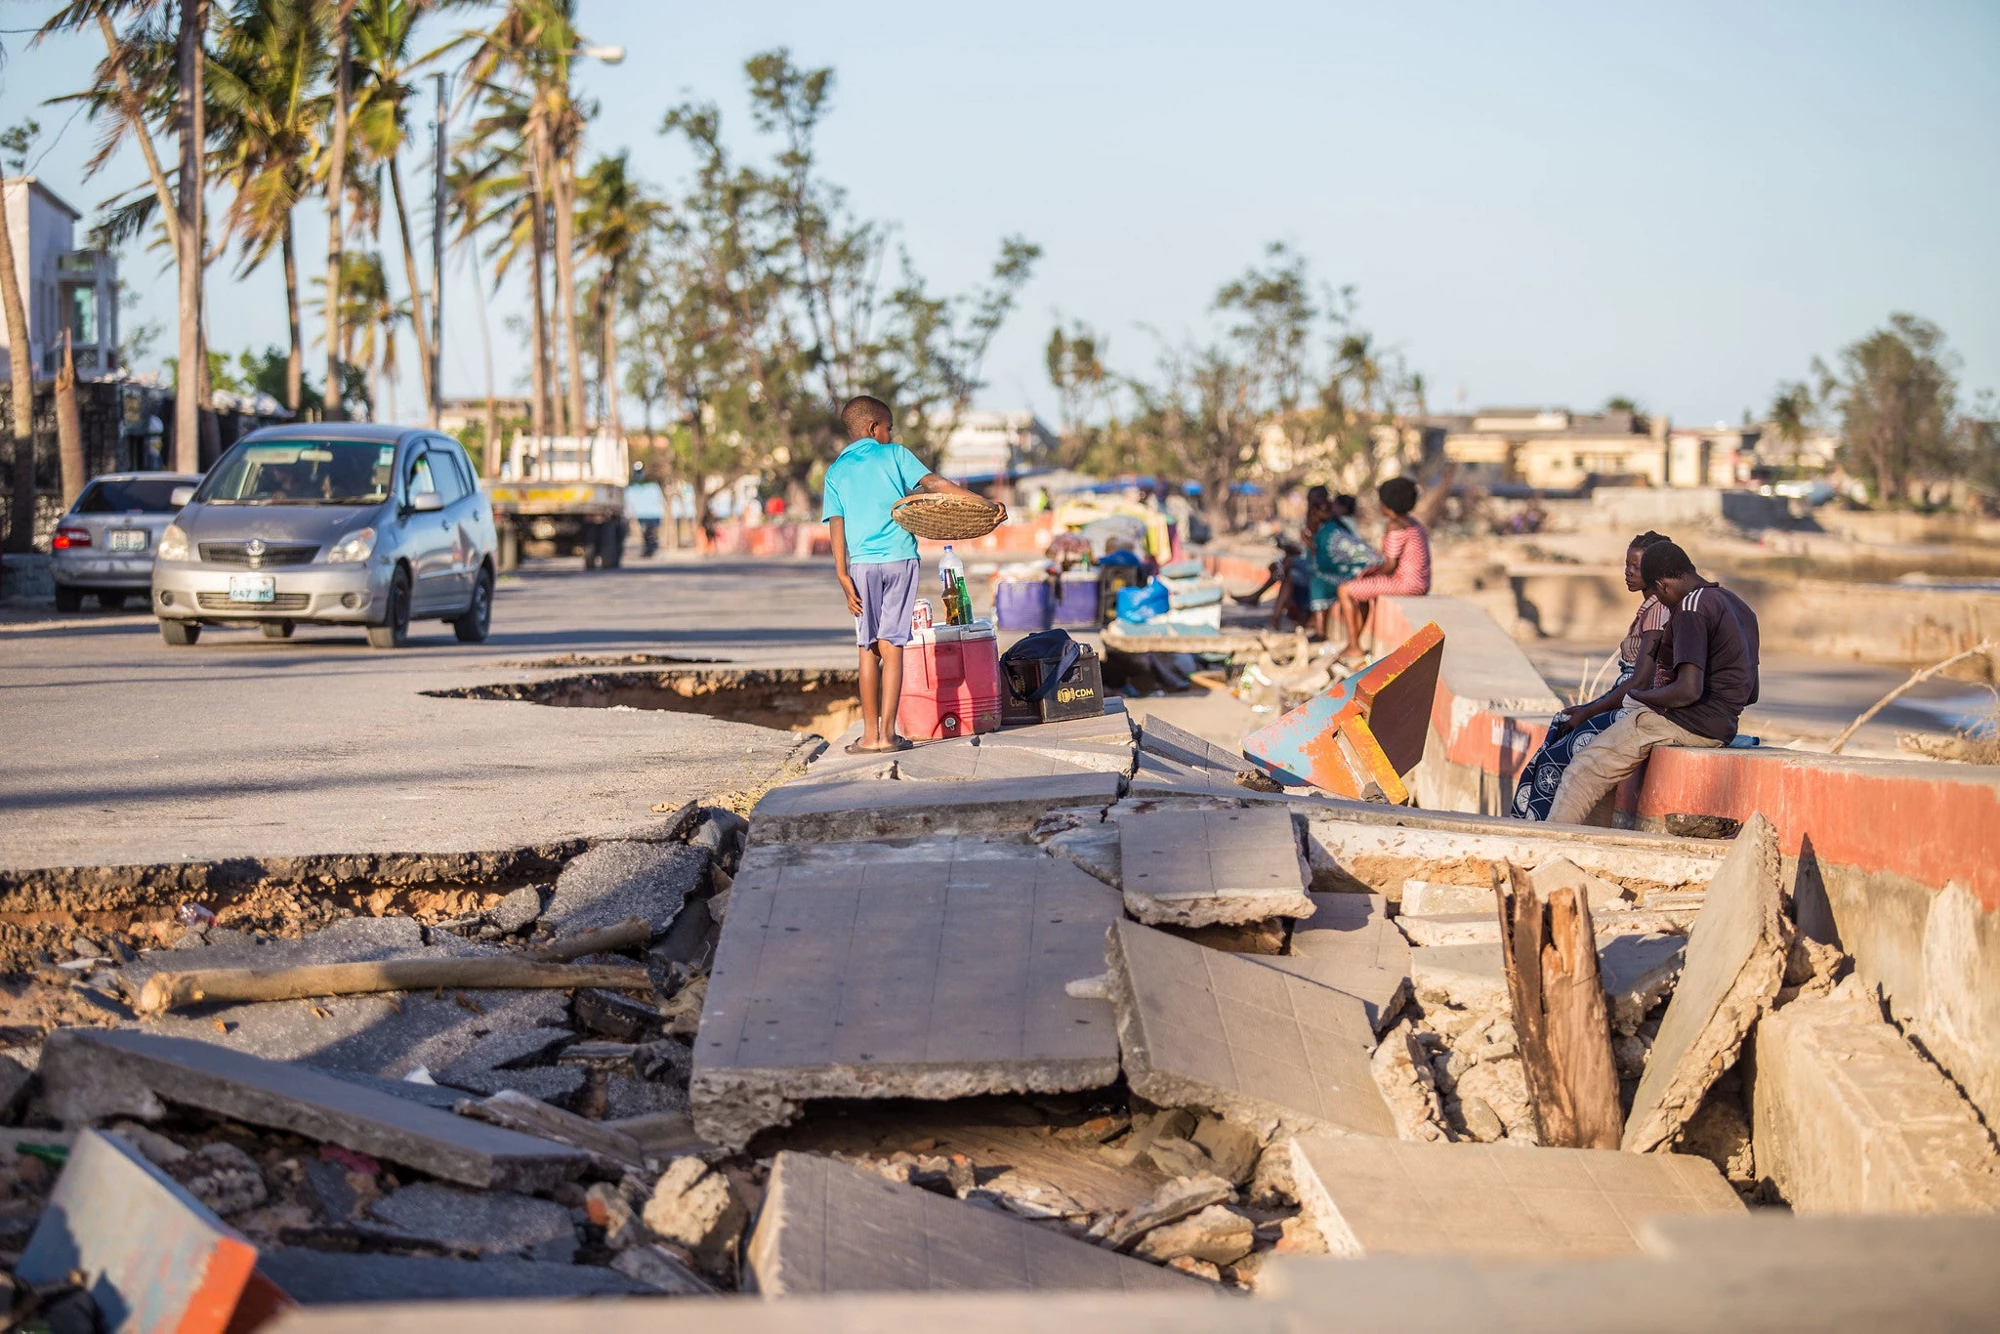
[{"left": 1545, "top": 709, "right": 1723, "bottom": 826}]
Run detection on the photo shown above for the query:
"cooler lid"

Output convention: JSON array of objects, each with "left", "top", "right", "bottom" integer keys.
[{"left": 912, "top": 618, "right": 997, "bottom": 644}]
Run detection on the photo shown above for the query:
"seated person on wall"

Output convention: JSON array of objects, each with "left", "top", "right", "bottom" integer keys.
[
  {"left": 1334, "top": 476, "right": 1432, "bottom": 667},
  {"left": 1305, "top": 492, "right": 1375, "bottom": 640},
  {"left": 1544, "top": 541, "right": 1761, "bottom": 827},
  {"left": 1237, "top": 485, "right": 1332, "bottom": 631},
  {"left": 1510, "top": 530, "right": 1675, "bottom": 821}
]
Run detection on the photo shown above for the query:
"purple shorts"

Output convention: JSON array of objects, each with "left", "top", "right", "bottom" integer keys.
[{"left": 852, "top": 558, "right": 921, "bottom": 647}]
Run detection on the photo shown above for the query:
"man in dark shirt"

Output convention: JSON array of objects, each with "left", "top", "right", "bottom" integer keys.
[{"left": 1546, "top": 542, "right": 1759, "bottom": 825}]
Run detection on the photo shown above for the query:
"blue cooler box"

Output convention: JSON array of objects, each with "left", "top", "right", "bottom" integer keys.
[
  {"left": 1052, "top": 571, "right": 1101, "bottom": 627},
  {"left": 994, "top": 578, "right": 1053, "bottom": 631}
]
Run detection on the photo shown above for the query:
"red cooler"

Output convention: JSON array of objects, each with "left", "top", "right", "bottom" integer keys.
[{"left": 898, "top": 621, "right": 1003, "bottom": 740}]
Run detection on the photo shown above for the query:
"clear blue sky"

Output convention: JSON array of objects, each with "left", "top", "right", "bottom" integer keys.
[{"left": 5, "top": 1, "right": 1996, "bottom": 428}]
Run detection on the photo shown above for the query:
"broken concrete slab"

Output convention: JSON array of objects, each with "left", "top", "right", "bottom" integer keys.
[
  {"left": 1106, "top": 919, "right": 1396, "bottom": 1140},
  {"left": 733, "top": 833, "right": 1061, "bottom": 891},
  {"left": 1116, "top": 806, "right": 1313, "bottom": 928},
  {"left": 491, "top": 886, "right": 545, "bottom": 935},
  {"left": 1399, "top": 881, "right": 1496, "bottom": 916},
  {"left": 691, "top": 858, "right": 1123, "bottom": 1149},
  {"left": 1303, "top": 807, "right": 1725, "bottom": 904},
  {"left": 1039, "top": 817, "right": 1122, "bottom": 889},
  {"left": 803, "top": 730, "right": 1130, "bottom": 785},
  {"left": 17, "top": 1130, "right": 262, "bottom": 1334},
  {"left": 1410, "top": 943, "right": 1509, "bottom": 1013},
  {"left": 1283, "top": 1134, "right": 1743, "bottom": 1260},
  {"left": 1132, "top": 1203, "right": 1255, "bottom": 1265},
  {"left": 642, "top": 1156, "right": 746, "bottom": 1270},
  {"left": 254, "top": 1249, "right": 649, "bottom": 1303},
  {"left": 366, "top": 1181, "right": 578, "bottom": 1261},
  {"left": 1753, "top": 991, "right": 2000, "bottom": 1214},
  {"left": 545, "top": 841, "right": 707, "bottom": 938},
  {"left": 745, "top": 1152, "right": 1199, "bottom": 1295},
  {"left": 1530, "top": 856, "right": 1635, "bottom": 909},
  {"left": 750, "top": 772, "right": 1124, "bottom": 844},
  {"left": 1394, "top": 913, "right": 1500, "bottom": 947},
  {"left": 37, "top": 1029, "right": 589, "bottom": 1191},
  {"left": 1623, "top": 814, "right": 1791, "bottom": 1153},
  {"left": 1255, "top": 893, "right": 1410, "bottom": 1035},
  {"left": 1597, "top": 933, "right": 1687, "bottom": 1034}
]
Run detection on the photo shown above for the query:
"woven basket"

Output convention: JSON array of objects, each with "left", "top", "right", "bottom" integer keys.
[{"left": 892, "top": 493, "right": 1004, "bottom": 541}]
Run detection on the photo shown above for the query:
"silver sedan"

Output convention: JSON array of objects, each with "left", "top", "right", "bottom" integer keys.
[{"left": 51, "top": 471, "right": 204, "bottom": 613}]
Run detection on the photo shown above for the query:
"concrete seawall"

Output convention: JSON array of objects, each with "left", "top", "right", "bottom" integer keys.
[{"left": 1373, "top": 595, "right": 2000, "bottom": 1129}]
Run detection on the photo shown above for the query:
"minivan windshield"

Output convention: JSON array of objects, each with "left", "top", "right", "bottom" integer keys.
[{"left": 196, "top": 440, "right": 394, "bottom": 505}]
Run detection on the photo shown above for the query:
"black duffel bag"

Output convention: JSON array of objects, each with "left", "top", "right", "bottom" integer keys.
[{"left": 1002, "top": 629, "right": 1105, "bottom": 725}]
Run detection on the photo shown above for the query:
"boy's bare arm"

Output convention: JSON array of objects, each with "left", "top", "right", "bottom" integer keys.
[
  {"left": 829, "top": 517, "right": 862, "bottom": 615},
  {"left": 916, "top": 472, "right": 1008, "bottom": 523}
]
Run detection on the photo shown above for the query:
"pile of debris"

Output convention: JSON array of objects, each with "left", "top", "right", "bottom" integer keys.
[{"left": 4, "top": 698, "right": 1996, "bottom": 1326}]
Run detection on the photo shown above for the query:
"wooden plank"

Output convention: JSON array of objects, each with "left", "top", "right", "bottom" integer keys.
[{"left": 1497, "top": 864, "right": 1623, "bottom": 1150}]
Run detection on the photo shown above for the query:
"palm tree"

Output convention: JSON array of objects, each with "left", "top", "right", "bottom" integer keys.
[
  {"left": 208, "top": 0, "right": 330, "bottom": 411},
  {"left": 40, "top": 0, "right": 212, "bottom": 464},
  {"left": 350, "top": 0, "right": 453, "bottom": 419},
  {"left": 451, "top": 85, "right": 549, "bottom": 441},
  {"left": 1770, "top": 382, "right": 1815, "bottom": 472},
  {"left": 465, "top": 0, "right": 591, "bottom": 436},
  {"left": 0, "top": 44, "right": 37, "bottom": 552},
  {"left": 575, "top": 150, "right": 663, "bottom": 439}
]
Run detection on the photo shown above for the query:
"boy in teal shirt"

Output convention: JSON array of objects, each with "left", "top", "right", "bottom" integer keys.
[{"left": 823, "top": 395, "right": 999, "bottom": 753}]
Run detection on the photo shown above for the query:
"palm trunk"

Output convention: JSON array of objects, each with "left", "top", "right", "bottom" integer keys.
[
  {"left": 551, "top": 155, "right": 587, "bottom": 437},
  {"left": 470, "top": 238, "right": 500, "bottom": 476},
  {"left": 0, "top": 178, "right": 36, "bottom": 553},
  {"left": 323, "top": 3, "right": 352, "bottom": 421},
  {"left": 281, "top": 219, "right": 302, "bottom": 411},
  {"left": 387, "top": 158, "right": 434, "bottom": 414},
  {"left": 100, "top": 14, "right": 180, "bottom": 257},
  {"left": 528, "top": 187, "right": 551, "bottom": 445},
  {"left": 56, "top": 334, "right": 85, "bottom": 506},
  {"left": 600, "top": 261, "right": 623, "bottom": 440},
  {"left": 173, "top": 0, "right": 206, "bottom": 470}
]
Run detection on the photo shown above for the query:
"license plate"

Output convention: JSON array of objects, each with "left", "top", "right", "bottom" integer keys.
[
  {"left": 228, "top": 574, "right": 277, "bottom": 603},
  {"left": 109, "top": 529, "right": 147, "bottom": 552}
]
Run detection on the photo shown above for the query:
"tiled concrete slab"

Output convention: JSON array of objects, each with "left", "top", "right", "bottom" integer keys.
[
  {"left": 1396, "top": 913, "right": 1500, "bottom": 947},
  {"left": 1105, "top": 919, "right": 1395, "bottom": 1139},
  {"left": 746, "top": 1152, "right": 1198, "bottom": 1295},
  {"left": 1597, "top": 933, "right": 1687, "bottom": 1033},
  {"left": 691, "top": 859, "right": 1124, "bottom": 1148},
  {"left": 17, "top": 1130, "right": 262, "bottom": 1334},
  {"left": 1257, "top": 893, "right": 1410, "bottom": 1034},
  {"left": 750, "top": 772, "right": 1123, "bottom": 844},
  {"left": 256, "top": 1249, "right": 650, "bottom": 1302},
  {"left": 1284, "top": 1133, "right": 1743, "bottom": 1261},
  {"left": 734, "top": 834, "right": 1054, "bottom": 892},
  {"left": 1127, "top": 717, "right": 1268, "bottom": 798},
  {"left": 1117, "top": 806, "right": 1313, "bottom": 927},
  {"left": 37, "top": 1028, "right": 589, "bottom": 1190},
  {"left": 1624, "top": 814, "right": 1790, "bottom": 1153}
]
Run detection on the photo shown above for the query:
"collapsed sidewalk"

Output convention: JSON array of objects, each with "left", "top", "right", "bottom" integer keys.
[{"left": 3, "top": 651, "right": 1997, "bottom": 1328}]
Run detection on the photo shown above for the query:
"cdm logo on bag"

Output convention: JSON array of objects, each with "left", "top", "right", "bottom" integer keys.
[{"left": 1055, "top": 683, "right": 1096, "bottom": 705}]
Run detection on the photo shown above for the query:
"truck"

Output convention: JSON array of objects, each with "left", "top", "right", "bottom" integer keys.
[{"left": 484, "top": 434, "right": 628, "bottom": 573}]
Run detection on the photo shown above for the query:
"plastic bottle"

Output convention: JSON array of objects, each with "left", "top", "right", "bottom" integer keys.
[{"left": 939, "top": 545, "right": 967, "bottom": 625}]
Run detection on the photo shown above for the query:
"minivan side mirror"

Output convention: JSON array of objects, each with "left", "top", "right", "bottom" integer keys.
[
  {"left": 409, "top": 490, "right": 445, "bottom": 513},
  {"left": 169, "top": 485, "right": 195, "bottom": 506}
]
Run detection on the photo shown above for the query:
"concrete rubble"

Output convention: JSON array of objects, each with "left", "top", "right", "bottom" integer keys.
[{"left": 5, "top": 681, "right": 1997, "bottom": 1328}]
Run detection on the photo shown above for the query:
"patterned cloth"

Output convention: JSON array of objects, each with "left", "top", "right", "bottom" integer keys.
[
  {"left": 1340, "top": 519, "right": 1431, "bottom": 603},
  {"left": 1510, "top": 689, "right": 1623, "bottom": 821},
  {"left": 1307, "top": 518, "right": 1376, "bottom": 611}
]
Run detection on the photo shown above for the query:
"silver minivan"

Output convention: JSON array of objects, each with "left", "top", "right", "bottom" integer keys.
[
  {"left": 151, "top": 424, "right": 496, "bottom": 649},
  {"left": 51, "top": 471, "right": 204, "bottom": 612}
]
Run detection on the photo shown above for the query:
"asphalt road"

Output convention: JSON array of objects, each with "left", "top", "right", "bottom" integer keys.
[{"left": 0, "top": 554, "right": 859, "bottom": 872}]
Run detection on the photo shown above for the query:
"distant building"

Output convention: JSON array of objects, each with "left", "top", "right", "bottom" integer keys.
[
  {"left": 438, "top": 395, "right": 532, "bottom": 437},
  {"left": 0, "top": 177, "right": 119, "bottom": 380},
  {"left": 935, "top": 410, "right": 1056, "bottom": 482}
]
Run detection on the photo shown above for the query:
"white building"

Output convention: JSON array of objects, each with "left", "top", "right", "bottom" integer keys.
[
  {"left": 936, "top": 410, "right": 1056, "bottom": 482},
  {"left": 0, "top": 177, "right": 120, "bottom": 380}
]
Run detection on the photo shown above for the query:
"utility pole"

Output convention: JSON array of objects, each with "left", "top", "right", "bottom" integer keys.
[{"left": 430, "top": 72, "right": 447, "bottom": 430}]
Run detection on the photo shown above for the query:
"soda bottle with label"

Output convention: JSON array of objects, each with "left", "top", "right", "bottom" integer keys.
[{"left": 938, "top": 545, "right": 967, "bottom": 625}]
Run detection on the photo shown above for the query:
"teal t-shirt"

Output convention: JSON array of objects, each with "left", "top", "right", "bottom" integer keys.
[{"left": 822, "top": 439, "right": 930, "bottom": 563}]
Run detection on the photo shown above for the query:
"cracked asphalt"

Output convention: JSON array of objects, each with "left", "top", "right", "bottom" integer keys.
[{"left": 0, "top": 554, "right": 856, "bottom": 872}]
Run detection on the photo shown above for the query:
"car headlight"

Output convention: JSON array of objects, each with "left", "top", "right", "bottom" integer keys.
[
  {"left": 326, "top": 526, "right": 377, "bottom": 564},
  {"left": 157, "top": 523, "right": 189, "bottom": 562}
]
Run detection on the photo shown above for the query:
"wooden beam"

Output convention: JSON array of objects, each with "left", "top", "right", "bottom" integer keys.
[{"left": 1497, "top": 863, "right": 1623, "bottom": 1149}]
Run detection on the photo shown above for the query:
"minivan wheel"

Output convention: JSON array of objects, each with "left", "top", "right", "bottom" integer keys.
[
  {"left": 261, "top": 620, "right": 295, "bottom": 640},
  {"left": 53, "top": 586, "right": 82, "bottom": 614},
  {"left": 160, "top": 619, "right": 200, "bottom": 646},
  {"left": 454, "top": 567, "right": 494, "bottom": 643},
  {"left": 368, "top": 567, "right": 412, "bottom": 650}
]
